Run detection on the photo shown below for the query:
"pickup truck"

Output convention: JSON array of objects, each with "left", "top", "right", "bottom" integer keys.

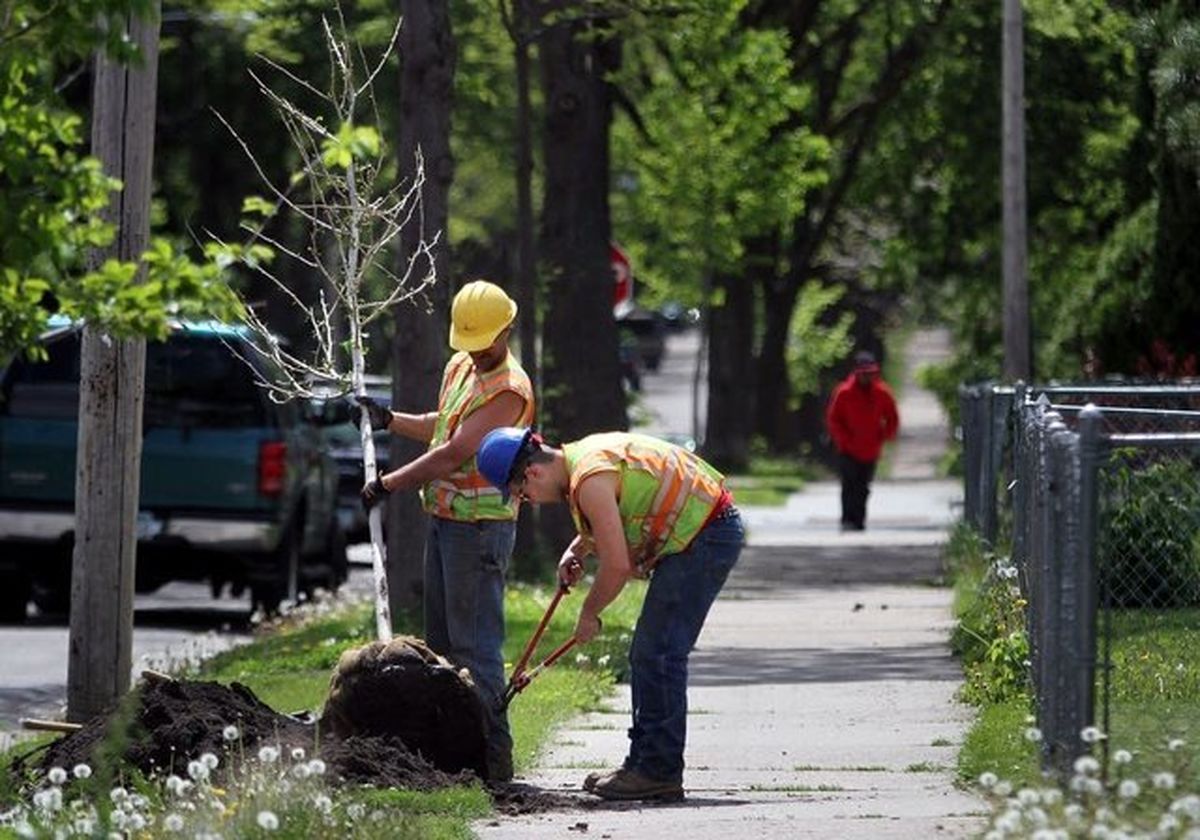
[{"left": 0, "top": 319, "right": 348, "bottom": 621}]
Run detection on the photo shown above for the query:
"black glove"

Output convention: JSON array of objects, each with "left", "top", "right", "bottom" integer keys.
[
  {"left": 361, "top": 474, "right": 391, "bottom": 511},
  {"left": 355, "top": 395, "right": 393, "bottom": 432}
]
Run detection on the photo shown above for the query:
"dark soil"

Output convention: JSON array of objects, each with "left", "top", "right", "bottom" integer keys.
[{"left": 35, "top": 636, "right": 487, "bottom": 791}]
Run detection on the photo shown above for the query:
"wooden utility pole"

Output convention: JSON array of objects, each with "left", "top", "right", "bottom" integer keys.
[
  {"left": 68, "top": 4, "right": 160, "bottom": 722},
  {"left": 1002, "top": 0, "right": 1031, "bottom": 380}
]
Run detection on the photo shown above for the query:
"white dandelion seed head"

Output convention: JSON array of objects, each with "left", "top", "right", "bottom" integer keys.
[
  {"left": 313, "top": 794, "right": 332, "bottom": 813},
  {"left": 1064, "top": 803, "right": 1085, "bottom": 822},
  {"left": 307, "top": 759, "right": 326, "bottom": 776},
  {"left": 978, "top": 771, "right": 998, "bottom": 789},
  {"left": 1026, "top": 806, "right": 1048, "bottom": 827},
  {"left": 187, "top": 760, "right": 209, "bottom": 782},
  {"left": 1171, "top": 794, "right": 1200, "bottom": 819},
  {"left": 222, "top": 725, "right": 239, "bottom": 742},
  {"left": 1041, "top": 788, "right": 1062, "bottom": 806},
  {"left": 1113, "top": 749, "right": 1132, "bottom": 765},
  {"left": 1117, "top": 779, "right": 1140, "bottom": 799},
  {"left": 71, "top": 764, "right": 91, "bottom": 780},
  {"left": 346, "top": 802, "right": 365, "bottom": 820},
  {"left": 996, "top": 809, "right": 1021, "bottom": 833},
  {"left": 1017, "top": 788, "right": 1040, "bottom": 806},
  {"left": 163, "top": 813, "right": 183, "bottom": 832},
  {"left": 128, "top": 813, "right": 146, "bottom": 831},
  {"left": 1080, "top": 726, "right": 1105, "bottom": 744},
  {"left": 258, "top": 745, "right": 280, "bottom": 764},
  {"left": 109, "top": 810, "right": 127, "bottom": 830},
  {"left": 200, "top": 752, "right": 219, "bottom": 770},
  {"left": 46, "top": 767, "right": 67, "bottom": 786},
  {"left": 1154, "top": 771, "right": 1177, "bottom": 790},
  {"left": 291, "top": 763, "right": 311, "bottom": 780},
  {"left": 993, "top": 780, "right": 1012, "bottom": 797},
  {"left": 1160, "top": 814, "right": 1181, "bottom": 834},
  {"left": 72, "top": 817, "right": 95, "bottom": 835},
  {"left": 290, "top": 747, "right": 306, "bottom": 762},
  {"left": 1169, "top": 738, "right": 1186, "bottom": 752},
  {"left": 1085, "top": 778, "right": 1103, "bottom": 796},
  {"left": 1024, "top": 727, "right": 1043, "bottom": 743},
  {"left": 256, "top": 810, "right": 279, "bottom": 831},
  {"left": 1074, "top": 756, "right": 1100, "bottom": 776},
  {"left": 165, "top": 775, "right": 186, "bottom": 796},
  {"left": 109, "top": 787, "right": 127, "bottom": 803}
]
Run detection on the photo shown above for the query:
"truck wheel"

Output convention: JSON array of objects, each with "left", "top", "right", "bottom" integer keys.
[
  {"left": 250, "top": 526, "right": 299, "bottom": 617},
  {"left": 0, "top": 571, "right": 30, "bottom": 623},
  {"left": 301, "top": 518, "right": 348, "bottom": 599}
]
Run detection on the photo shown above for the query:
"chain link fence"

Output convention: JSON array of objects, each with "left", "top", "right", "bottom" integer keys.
[{"left": 960, "top": 382, "right": 1200, "bottom": 778}]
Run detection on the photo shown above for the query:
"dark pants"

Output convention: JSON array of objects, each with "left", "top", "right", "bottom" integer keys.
[
  {"left": 424, "top": 516, "right": 515, "bottom": 780},
  {"left": 839, "top": 453, "right": 877, "bottom": 530},
  {"left": 625, "top": 509, "right": 744, "bottom": 783}
]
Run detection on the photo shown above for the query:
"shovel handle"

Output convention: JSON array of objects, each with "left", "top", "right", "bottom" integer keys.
[{"left": 510, "top": 582, "right": 569, "bottom": 682}]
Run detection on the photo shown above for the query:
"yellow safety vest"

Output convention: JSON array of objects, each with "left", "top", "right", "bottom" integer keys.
[
  {"left": 564, "top": 432, "right": 728, "bottom": 576},
  {"left": 422, "top": 350, "right": 534, "bottom": 521}
]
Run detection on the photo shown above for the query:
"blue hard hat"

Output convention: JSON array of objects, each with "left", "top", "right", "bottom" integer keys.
[{"left": 478, "top": 427, "right": 535, "bottom": 501}]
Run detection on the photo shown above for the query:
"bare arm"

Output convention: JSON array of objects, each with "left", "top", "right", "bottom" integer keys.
[
  {"left": 572, "top": 472, "right": 633, "bottom": 643},
  {"left": 386, "top": 411, "right": 439, "bottom": 443},
  {"left": 378, "top": 390, "right": 527, "bottom": 493}
]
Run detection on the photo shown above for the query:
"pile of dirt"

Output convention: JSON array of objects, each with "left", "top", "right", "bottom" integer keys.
[
  {"left": 321, "top": 635, "right": 488, "bottom": 779},
  {"left": 36, "top": 636, "right": 489, "bottom": 791}
]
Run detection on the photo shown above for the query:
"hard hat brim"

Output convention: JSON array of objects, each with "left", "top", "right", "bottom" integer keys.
[{"left": 449, "top": 302, "right": 517, "bottom": 352}]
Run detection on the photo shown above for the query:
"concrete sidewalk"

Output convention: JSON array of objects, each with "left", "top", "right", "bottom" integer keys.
[{"left": 475, "top": 329, "right": 986, "bottom": 838}]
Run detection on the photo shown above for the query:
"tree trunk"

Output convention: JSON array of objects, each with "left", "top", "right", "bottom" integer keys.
[
  {"left": 68, "top": 3, "right": 160, "bottom": 722},
  {"left": 755, "top": 276, "right": 801, "bottom": 448},
  {"left": 390, "top": 0, "right": 455, "bottom": 626},
  {"left": 703, "top": 272, "right": 756, "bottom": 471},
  {"left": 537, "top": 18, "right": 624, "bottom": 548}
]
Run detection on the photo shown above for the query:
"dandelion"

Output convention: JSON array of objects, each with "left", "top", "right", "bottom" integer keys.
[
  {"left": 313, "top": 794, "right": 333, "bottom": 813},
  {"left": 1117, "top": 779, "right": 1140, "bottom": 799},
  {"left": 597, "top": 654, "right": 611, "bottom": 667},
  {"left": 1017, "top": 788, "right": 1040, "bottom": 806},
  {"left": 1113, "top": 750, "right": 1132, "bottom": 765},
  {"left": 1173, "top": 794, "right": 1200, "bottom": 819},
  {"left": 1085, "top": 778, "right": 1103, "bottom": 796},
  {"left": 290, "top": 747, "right": 306, "bottom": 761},
  {"left": 162, "top": 813, "right": 184, "bottom": 832},
  {"left": 994, "top": 780, "right": 1012, "bottom": 797},
  {"left": 222, "top": 725, "right": 239, "bottom": 742},
  {"left": 1024, "top": 727, "right": 1043, "bottom": 743},
  {"left": 110, "top": 787, "right": 128, "bottom": 803},
  {"left": 200, "top": 752, "right": 219, "bottom": 770},
  {"left": 258, "top": 745, "right": 280, "bottom": 764},
  {"left": 73, "top": 817, "right": 95, "bottom": 835},
  {"left": 187, "top": 760, "right": 209, "bottom": 782},
  {"left": 1041, "top": 788, "right": 1062, "bottom": 806},
  {"left": 72, "top": 764, "right": 92, "bottom": 780},
  {"left": 292, "top": 763, "right": 311, "bottom": 780},
  {"left": 128, "top": 813, "right": 146, "bottom": 831},
  {"left": 257, "top": 810, "right": 279, "bottom": 831},
  {"left": 46, "top": 767, "right": 67, "bottom": 785},
  {"left": 165, "top": 775, "right": 186, "bottom": 796},
  {"left": 1159, "top": 814, "right": 1180, "bottom": 834},
  {"left": 978, "top": 771, "right": 998, "bottom": 789},
  {"left": 1080, "top": 726, "right": 1105, "bottom": 744},
  {"left": 307, "top": 759, "right": 326, "bottom": 776},
  {"left": 346, "top": 803, "right": 366, "bottom": 820},
  {"left": 32, "top": 788, "right": 62, "bottom": 812},
  {"left": 1074, "top": 756, "right": 1101, "bottom": 776},
  {"left": 1154, "top": 771, "right": 1177, "bottom": 790},
  {"left": 1169, "top": 738, "right": 1186, "bottom": 752}
]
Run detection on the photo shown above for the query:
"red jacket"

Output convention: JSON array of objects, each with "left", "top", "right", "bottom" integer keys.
[{"left": 825, "top": 373, "right": 899, "bottom": 463}]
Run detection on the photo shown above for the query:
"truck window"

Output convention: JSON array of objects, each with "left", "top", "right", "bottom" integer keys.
[
  {"left": 144, "top": 335, "right": 272, "bottom": 428},
  {"left": 0, "top": 333, "right": 81, "bottom": 419}
]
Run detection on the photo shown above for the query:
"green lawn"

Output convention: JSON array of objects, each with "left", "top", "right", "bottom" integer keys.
[{"left": 725, "top": 454, "right": 815, "bottom": 506}]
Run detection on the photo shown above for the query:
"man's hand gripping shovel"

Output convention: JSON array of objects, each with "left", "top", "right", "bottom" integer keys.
[{"left": 499, "top": 581, "right": 598, "bottom": 711}]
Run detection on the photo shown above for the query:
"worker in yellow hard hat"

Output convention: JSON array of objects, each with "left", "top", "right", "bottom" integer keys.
[{"left": 358, "top": 279, "right": 534, "bottom": 782}]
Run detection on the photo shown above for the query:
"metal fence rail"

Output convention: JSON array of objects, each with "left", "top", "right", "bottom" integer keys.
[{"left": 960, "top": 381, "right": 1200, "bottom": 778}]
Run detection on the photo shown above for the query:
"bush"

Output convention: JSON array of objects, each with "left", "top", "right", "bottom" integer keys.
[{"left": 1100, "top": 456, "right": 1200, "bottom": 608}]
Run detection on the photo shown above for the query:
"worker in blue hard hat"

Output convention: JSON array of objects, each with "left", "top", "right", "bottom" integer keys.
[{"left": 356, "top": 280, "right": 533, "bottom": 782}]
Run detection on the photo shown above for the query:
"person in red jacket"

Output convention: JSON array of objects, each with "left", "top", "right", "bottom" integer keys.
[{"left": 825, "top": 350, "right": 899, "bottom": 531}]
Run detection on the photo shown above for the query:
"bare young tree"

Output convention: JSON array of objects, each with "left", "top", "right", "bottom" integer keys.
[{"left": 213, "top": 12, "right": 437, "bottom": 641}]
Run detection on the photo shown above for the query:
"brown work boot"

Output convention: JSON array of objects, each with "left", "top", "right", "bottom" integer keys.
[
  {"left": 589, "top": 768, "right": 684, "bottom": 802},
  {"left": 582, "top": 768, "right": 621, "bottom": 792}
]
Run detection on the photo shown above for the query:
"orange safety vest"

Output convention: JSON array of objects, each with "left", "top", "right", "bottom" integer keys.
[
  {"left": 564, "top": 432, "right": 729, "bottom": 576},
  {"left": 422, "top": 350, "right": 534, "bottom": 521}
]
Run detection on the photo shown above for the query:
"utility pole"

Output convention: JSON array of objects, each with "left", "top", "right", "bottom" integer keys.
[
  {"left": 1002, "top": 0, "right": 1031, "bottom": 380},
  {"left": 68, "top": 3, "right": 160, "bottom": 722}
]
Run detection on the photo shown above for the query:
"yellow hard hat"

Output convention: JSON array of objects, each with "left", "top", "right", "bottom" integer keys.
[{"left": 449, "top": 280, "right": 517, "bottom": 352}]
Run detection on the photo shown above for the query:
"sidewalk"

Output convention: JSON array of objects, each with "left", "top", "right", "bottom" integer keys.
[{"left": 475, "top": 329, "right": 986, "bottom": 838}]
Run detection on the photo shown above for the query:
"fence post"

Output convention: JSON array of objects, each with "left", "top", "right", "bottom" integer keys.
[
  {"left": 959, "top": 384, "right": 979, "bottom": 531},
  {"left": 1073, "top": 404, "right": 1103, "bottom": 768}
]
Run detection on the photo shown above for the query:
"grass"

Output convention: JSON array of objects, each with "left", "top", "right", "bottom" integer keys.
[
  {"left": 957, "top": 695, "right": 1040, "bottom": 789},
  {"left": 725, "top": 454, "right": 816, "bottom": 506},
  {"left": 1, "top": 580, "right": 645, "bottom": 836}
]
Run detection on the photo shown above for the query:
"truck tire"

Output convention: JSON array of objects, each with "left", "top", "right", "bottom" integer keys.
[
  {"left": 250, "top": 525, "right": 299, "bottom": 617},
  {"left": 301, "top": 516, "right": 348, "bottom": 599},
  {"left": 0, "top": 571, "right": 30, "bottom": 623}
]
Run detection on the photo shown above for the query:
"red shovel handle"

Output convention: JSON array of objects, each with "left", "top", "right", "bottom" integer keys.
[{"left": 510, "top": 583, "right": 569, "bottom": 683}]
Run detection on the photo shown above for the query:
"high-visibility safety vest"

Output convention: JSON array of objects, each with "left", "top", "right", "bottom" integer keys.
[
  {"left": 422, "top": 350, "right": 534, "bottom": 521},
  {"left": 563, "top": 432, "right": 728, "bottom": 576}
]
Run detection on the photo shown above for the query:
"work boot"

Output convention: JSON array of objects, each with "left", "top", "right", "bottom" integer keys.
[
  {"left": 589, "top": 768, "right": 684, "bottom": 802},
  {"left": 582, "top": 768, "right": 621, "bottom": 792}
]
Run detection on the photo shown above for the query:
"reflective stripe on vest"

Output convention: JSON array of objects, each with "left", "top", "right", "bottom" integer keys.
[
  {"left": 564, "top": 432, "right": 726, "bottom": 575},
  {"left": 421, "top": 350, "right": 534, "bottom": 521}
]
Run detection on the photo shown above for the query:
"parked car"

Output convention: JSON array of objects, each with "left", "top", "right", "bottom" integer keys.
[
  {"left": 616, "top": 303, "right": 667, "bottom": 372},
  {"left": 0, "top": 318, "right": 348, "bottom": 621}
]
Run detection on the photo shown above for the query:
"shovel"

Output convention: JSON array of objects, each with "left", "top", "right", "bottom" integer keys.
[{"left": 499, "top": 583, "right": 594, "bottom": 711}]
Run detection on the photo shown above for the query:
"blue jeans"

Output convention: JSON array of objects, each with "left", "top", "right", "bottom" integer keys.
[
  {"left": 625, "top": 508, "right": 744, "bottom": 783},
  {"left": 424, "top": 516, "right": 515, "bottom": 776}
]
